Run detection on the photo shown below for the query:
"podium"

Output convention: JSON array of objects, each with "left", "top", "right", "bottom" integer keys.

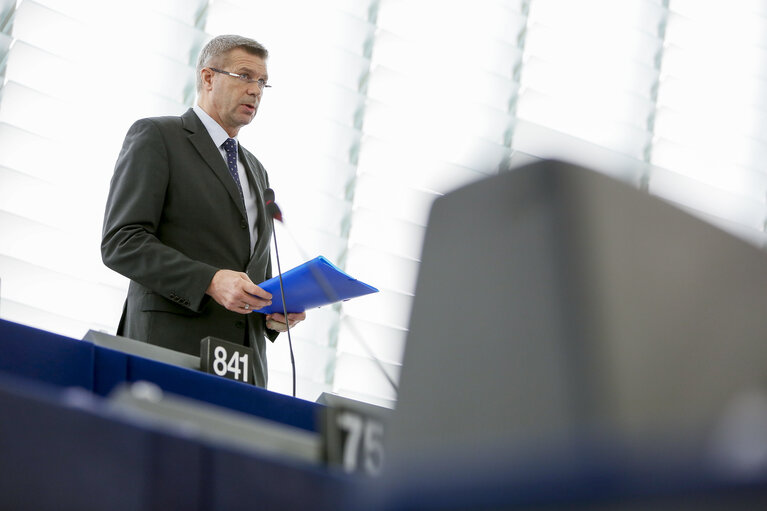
[{"left": 0, "top": 319, "right": 354, "bottom": 510}]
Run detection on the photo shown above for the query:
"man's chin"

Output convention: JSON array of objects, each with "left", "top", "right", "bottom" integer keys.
[{"left": 238, "top": 112, "right": 256, "bottom": 125}]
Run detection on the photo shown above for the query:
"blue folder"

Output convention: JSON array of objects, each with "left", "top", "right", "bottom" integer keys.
[{"left": 253, "top": 256, "right": 379, "bottom": 314}]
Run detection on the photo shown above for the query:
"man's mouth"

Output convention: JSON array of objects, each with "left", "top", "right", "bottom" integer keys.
[{"left": 241, "top": 104, "right": 256, "bottom": 114}]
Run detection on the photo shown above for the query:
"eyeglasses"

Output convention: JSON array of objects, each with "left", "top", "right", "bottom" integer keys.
[{"left": 208, "top": 67, "right": 271, "bottom": 90}]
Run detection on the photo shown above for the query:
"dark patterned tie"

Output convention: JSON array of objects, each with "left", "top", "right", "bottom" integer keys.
[{"left": 222, "top": 138, "right": 244, "bottom": 200}]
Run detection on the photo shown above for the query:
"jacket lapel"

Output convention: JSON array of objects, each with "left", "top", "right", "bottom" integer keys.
[{"left": 181, "top": 109, "right": 246, "bottom": 218}]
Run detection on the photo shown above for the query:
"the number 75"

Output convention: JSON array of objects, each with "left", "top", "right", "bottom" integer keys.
[{"left": 337, "top": 412, "right": 384, "bottom": 476}]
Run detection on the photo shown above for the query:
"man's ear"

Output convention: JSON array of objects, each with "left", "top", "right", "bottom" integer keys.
[{"left": 200, "top": 67, "right": 215, "bottom": 91}]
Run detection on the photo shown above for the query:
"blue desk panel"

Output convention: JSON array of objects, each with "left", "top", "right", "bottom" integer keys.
[
  {"left": 0, "top": 319, "right": 320, "bottom": 432},
  {"left": 0, "top": 319, "right": 94, "bottom": 389}
]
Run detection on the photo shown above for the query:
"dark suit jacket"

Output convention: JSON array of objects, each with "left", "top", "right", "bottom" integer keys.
[{"left": 101, "top": 108, "right": 277, "bottom": 387}]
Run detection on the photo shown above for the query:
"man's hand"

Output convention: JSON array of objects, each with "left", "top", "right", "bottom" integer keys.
[
  {"left": 206, "top": 269, "right": 272, "bottom": 314},
  {"left": 266, "top": 312, "right": 307, "bottom": 332}
]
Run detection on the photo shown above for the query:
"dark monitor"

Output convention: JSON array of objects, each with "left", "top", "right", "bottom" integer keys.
[{"left": 385, "top": 160, "right": 767, "bottom": 475}]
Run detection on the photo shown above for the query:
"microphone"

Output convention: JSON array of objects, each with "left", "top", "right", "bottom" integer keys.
[
  {"left": 264, "top": 189, "right": 399, "bottom": 396},
  {"left": 264, "top": 188, "right": 282, "bottom": 222},
  {"left": 264, "top": 188, "right": 295, "bottom": 397}
]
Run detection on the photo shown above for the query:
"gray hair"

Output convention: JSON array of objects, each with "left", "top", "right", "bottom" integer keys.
[{"left": 196, "top": 35, "right": 268, "bottom": 93}]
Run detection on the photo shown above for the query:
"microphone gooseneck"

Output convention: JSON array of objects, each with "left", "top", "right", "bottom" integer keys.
[{"left": 265, "top": 188, "right": 295, "bottom": 397}]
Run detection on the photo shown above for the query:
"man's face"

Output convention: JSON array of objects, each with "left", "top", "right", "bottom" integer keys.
[{"left": 200, "top": 48, "right": 268, "bottom": 137}]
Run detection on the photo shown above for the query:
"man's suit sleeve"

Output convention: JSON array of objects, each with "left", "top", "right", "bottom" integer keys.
[{"left": 101, "top": 118, "right": 217, "bottom": 312}]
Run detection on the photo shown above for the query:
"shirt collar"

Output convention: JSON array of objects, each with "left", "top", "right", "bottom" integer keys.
[{"left": 192, "top": 104, "right": 236, "bottom": 149}]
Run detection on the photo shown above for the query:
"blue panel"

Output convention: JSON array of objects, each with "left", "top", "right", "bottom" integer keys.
[
  {"left": 207, "top": 444, "right": 354, "bottom": 511},
  {"left": 92, "top": 346, "right": 129, "bottom": 396},
  {"left": 0, "top": 319, "right": 322, "bottom": 432},
  {"left": 126, "top": 355, "right": 321, "bottom": 432},
  {"left": 145, "top": 422, "right": 205, "bottom": 511},
  {"left": 0, "top": 319, "right": 94, "bottom": 389},
  {"left": 0, "top": 374, "right": 151, "bottom": 510}
]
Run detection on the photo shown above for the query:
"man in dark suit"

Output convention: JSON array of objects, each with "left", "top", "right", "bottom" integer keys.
[{"left": 101, "top": 35, "right": 305, "bottom": 387}]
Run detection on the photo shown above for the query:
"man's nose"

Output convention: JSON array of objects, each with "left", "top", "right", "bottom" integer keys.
[{"left": 248, "top": 83, "right": 262, "bottom": 97}]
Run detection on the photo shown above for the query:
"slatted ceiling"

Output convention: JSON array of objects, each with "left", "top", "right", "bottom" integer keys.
[
  {"left": 357, "top": 139, "right": 492, "bottom": 195},
  {"left": 345, "top": 246, "right": 420, "bottom": 296},
  {"left": 510, "top": 122, "right": 647, "bottom": 183},
  {"left": 350, "top": 174, "right": 434, "bottom": 227},
  {"left": 376, "top": 0, "right": 522, "bottom": 40},
  {"left": 333, "top": 352, "right": 399, "bottom": 401},
  {"left": 284, "top": 307, "right": 339, "bottom": 348},
  {"left": 2, "top": 182, "right": 106, "bottom": 260},
  {"left": 347, "top": 209, "right": 426, "bottom": 262},
  {"left": 0, "top": 170, "right": 61, "bottom": 230},
  {"left": 0, "top": 30, "right": 10, "bottom": 57},
  {"left": 11, "top": 3, "right": 202, "bottom": 114},
  {"left": 369, "top": 33, "right": 520, "bottom": 81},
  {"left": 525, "top": 18, "right": 662, "bottom": 65},
  {"left": 272, "top": 224, "right": 349, "bottom": 264},
  {"left": 357, "top": 133, "right": 508, "bottom": 181},
  {"left": 669, "top": 0, "right": 767, "bottom": 40},
  {"left": 0, "top": 255, "right": 124, "bottom": 330},
  {"left": 11, "top": 1, "right": 77, "bottom": 56},
  {"left": 651, "top": 134, "right": 767, "bottom": 202},
  {"left": 265, "top": 120, "right": 359, "bottom": 164},
  {"left": 518, "top": 94, "right": 648, "bottom": 159},
  {"left": 263, "top": 190, "right": 352, "bottom": 240},
  {"left": 0, "top": 1, "right": 198, "bottom": 356},
  {"left": 149, "top": 0, "right": 208, "bottom": 26},
  {"left": 520, "top": 62, "right": 656, "bottom": 130},
  {"left": 517, "top": 91, "right": 652, "bottom": 157},
  {"left": 0, "top": 0, "right": 13, "bottom": 22},
  {"left": 255, "top": 151, "right": 356, "bottom": 202},
  {"left": 654, "top": 79, "right": 767, "bottom": 151},
  {"left": 520, "top": 1, "right": 663, "bottom": 150},
  {"left": 338, "top": 316, "right": 407, "bottom": 365},
  {"left": 268, "top": 336, "right": 337, "bottom": 381},
  {"left": 0, "top": 81, "right": 185, "bottom": 150},
  {"left": 26, "top": 0, "right": 205, "bottom": 64},
  {"left": 364, "top": 67, "right": 516, "bottom": 122},
  {"left": 0, "top": 83, "right": 64, "bottom": 139},
  {"left": 343, "top": 281, "right": 410, "bottom": 323},
  {"left": 648, "top": 2, "right": 767, "bottom": 232},
  {"left": 342, "top": 289, "right": 413, "bottom": 331},
  {"left": 215, "top": 0, "right": 376, "bottom": 47},
  {"left": 361, "top": 100, "right": 513, "bottom": 150},
  {"left": 0, "top": 124, "right": 57, "bottom": 182},
  {"left": 6, "top": 42, "right": 71, "bottom": 100},
  {"left": 0, "top": 209, "right": 110, "bottom": 289},
  {"left": 0, "top": 298, "right": 117, "bottom": 338}
]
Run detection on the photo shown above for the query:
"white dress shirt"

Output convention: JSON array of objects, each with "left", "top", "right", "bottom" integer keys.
[{"left": 192, "top": 104, "right": 259, "bottom": 253}]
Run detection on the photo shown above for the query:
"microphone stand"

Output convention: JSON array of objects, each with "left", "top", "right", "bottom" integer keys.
[{"left": 270, "top": 219, "right": 296, "bottom": 398}]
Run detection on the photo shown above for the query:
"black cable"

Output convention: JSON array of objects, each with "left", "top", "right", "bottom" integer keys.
[{"left": 270, "top": 220, "right": 296, "bottom": 397}]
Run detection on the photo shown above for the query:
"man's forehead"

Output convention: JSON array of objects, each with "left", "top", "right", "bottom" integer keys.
[{"left": 223, "top": 48, "right": 267, "bottom": 70}]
